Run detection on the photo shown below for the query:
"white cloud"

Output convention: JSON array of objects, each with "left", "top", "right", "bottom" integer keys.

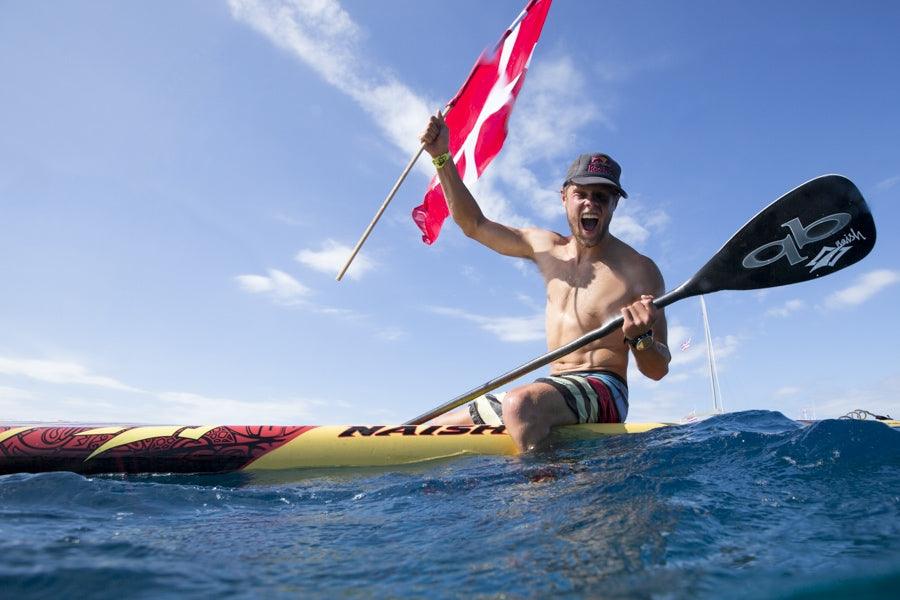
[
  {"left": 492, "top": 55, "right": 605, "bottom": 221},
  {"left": 610, "top": 198, "right": 671, "bottom": 247},
  {"left": 511, "top": 56, "right": 607, "bottom": 158},
  {"left": 460, "top": 265, "right": 482, "bottom": 283},
  {"left": 875, "top": 175, "right": 900, "bottom": 192},
  {"left": 710, "top": 334, "right": 740, "bottom": 361},
  {"left": 824, "top": 269, "right": 899, "bottom": 309},
  {"left": 512, "top": 258, "right": 536, "bottom": 276},
  {"left": 155, "top": 391, "right": 325, "bottom": 424},
  {"left": 234, "top": 265, "right": 405, "bottom": 338},
  {"left": 295, "top": 239, "right": 375, "bottom": 280},
  {"left": 466, "top": 173, "right": 534, "bottom": 230},
  {"left": 375, "top": 327, "right": 406, "bottom": 342},
  {"left": 271, "top": 211, "right": 305, "bottom": 226},
  {"left": 430, "top": 306, "right": 544, "bottom": 342},
  {"left": 312, "top": 305, "right": 363, "bottom": 320},
  {"left": 631, "top": 328, "right": 740, "bottom": 390},
  {"left": 0, "top": 385, "right": 35, "bottom": 401},
  {"left": 228, "top": 0, "right": 433, "bottom": 155},
  {"left": 778, "top": 376, "right": 900, "bottom": 421},
  {"left": 627, "top": 388, "right": 691, "bottom": 422},
  {"left": 0, "top": 353, "right": 350, "bottom": 424},
  {"left": 765, "top": 298, "right": 805, "bottom": 318},
  {"left": 775, "top": 386, "right": 801, "bottom": 397},
  {"left": 235, "top": 268, "right": 310, "bottom": 305},
  {"left": 0, "top": 356, "right": 142, "bottom": 392}
]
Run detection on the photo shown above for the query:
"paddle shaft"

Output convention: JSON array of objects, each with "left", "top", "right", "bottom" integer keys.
[{"left": 404, "top": 283, "right": 692, "bottom": 425}]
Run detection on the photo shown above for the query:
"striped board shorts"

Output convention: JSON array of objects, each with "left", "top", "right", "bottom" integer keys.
[{"left": 469, "top": 371, "right": 629, "bottom": 426}]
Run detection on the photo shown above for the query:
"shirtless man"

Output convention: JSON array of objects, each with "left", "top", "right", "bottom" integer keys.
[{"left": 421, "top": 112, "right": 671, "bottom": 452}]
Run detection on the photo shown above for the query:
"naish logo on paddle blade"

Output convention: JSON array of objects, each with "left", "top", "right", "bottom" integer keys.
[
  {"left": 743, "top": 212, "right": 859, "bottom": 272},
  {"left": 805, "top": 228, "right": 868, "bottom": 272}
]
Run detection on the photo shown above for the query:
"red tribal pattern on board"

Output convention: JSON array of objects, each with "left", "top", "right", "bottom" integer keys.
[{"left": 0, "top": 425, "right": 314, "bottom": 475}]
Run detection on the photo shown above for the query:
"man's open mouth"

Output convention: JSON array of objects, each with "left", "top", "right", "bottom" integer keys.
[{"left": 581, "top": 214, "right": 600, "bottom": 232}]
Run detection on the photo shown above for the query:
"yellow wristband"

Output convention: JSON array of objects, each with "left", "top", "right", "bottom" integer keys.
[{"left": 432, "top": 152, "right": 452, "bottom": 169}]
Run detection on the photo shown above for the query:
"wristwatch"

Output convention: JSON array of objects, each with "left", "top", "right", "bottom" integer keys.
[{"left": 627, "top": 330, "right": 654, "bottom": 352}]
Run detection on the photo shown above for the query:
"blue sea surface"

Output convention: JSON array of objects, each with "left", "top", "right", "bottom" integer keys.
[{"left": 1, "top": 411, "right": 898, "bottom": 599}]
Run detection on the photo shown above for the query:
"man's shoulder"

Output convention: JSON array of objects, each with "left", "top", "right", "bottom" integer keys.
[
  {"left": 522, "top": 226, "right": 567, "bottom": 250},
  {"left": 609, "top": 236, "right": 651, "bottom": 262},
  {"left": 610, "top": 237, "right": 664, "bottom": 282}
]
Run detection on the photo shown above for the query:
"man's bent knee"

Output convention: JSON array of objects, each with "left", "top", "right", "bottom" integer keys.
[
  {"left": 501, "top": 389, "right": 537, "bottom": 424},
  {"left": 501, "top": 388, "right": 553, "bottom": 451}
]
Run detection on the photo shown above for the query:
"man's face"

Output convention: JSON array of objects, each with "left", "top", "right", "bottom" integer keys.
[{"left": 562, "top": 183, "right": 619, "bottom": 247}]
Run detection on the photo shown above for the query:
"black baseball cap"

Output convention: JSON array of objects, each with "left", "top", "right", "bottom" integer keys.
[{"left": 564, "top": 153, "right": 627, "bottom": 198}]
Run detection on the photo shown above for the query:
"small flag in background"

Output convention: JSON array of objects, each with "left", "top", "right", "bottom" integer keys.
[
  {"left": 411, "top": 0, "right": 553, "bottom": 245},
  {"left": 681, "top": 338, "right": 693, "bottom": 351}
]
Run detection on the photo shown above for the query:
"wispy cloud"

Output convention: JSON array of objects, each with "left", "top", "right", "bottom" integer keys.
[
  {"left": 234, "top": 266, "right": 404, "bottom": 339},
  {"left": 0, "top": 356, "right": 143, "bottom": 392},
  {"left": 228, "top": 0, "right": 433, "bottom": 155},
  {"left": 430, "top": 306, "right": 544, "bottom": 342},
  {"left": 491, "top": 55, "right": 605, "bottom": 220},
  {"left": 765, "top": 298, "right": 805, "bottom": 318},
  {"left": 875, "top": 175, "right": 900, "bottom": 192},
  {"left": 235, "top": 268, "right": 310, "bottom": 306},
  {"left": 627, "top": 388, "right": 691, "bottom": 422},
  {"left": 295, "top": 239, "right": 375, "bottom": 280},
  {"left": 632, "top": 328, "right": 741, "bottom": 389},
  {"left": 0, "top": 385, "right": 35, "bottom": 401},
  {"left": 155, "top": 391, "right": 327, "bottom": 424},
  {"left": 271, "top": 211, "right": 306, "bottom": 226},
  {"left": 611, "top": 198, "right": 671, "bottom": 247},
  {"left": 824, "top": 269, "right": 899, "bottom": 309},
  {"left": 374, "top": 327, "right": 406, "bottom": 342},
  {"left": 0, "top": 354, "right": 349, "bottom": 424},
  {"left": 774, "top": 386, "right": 801, "bottom": 397},
  {"left": 778, "top": 376, "right": 900, "bottom": 421}
]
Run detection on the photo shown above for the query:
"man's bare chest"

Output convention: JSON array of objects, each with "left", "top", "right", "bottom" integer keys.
[{"left": 544, "top": 262, "right": 634, "bottom": 323}]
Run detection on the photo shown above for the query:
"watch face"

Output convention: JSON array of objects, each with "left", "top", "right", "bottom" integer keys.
[{"left": 635, "top": 336, "right": 653, "bottom": 351}]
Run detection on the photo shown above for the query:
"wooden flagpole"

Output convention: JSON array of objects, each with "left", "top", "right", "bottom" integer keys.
[
  {"left": 335, "top": 143, "right": 427, "bottom": 281},
  {"left": 336, "top": 104, "right": 456, "bottom": 282}
]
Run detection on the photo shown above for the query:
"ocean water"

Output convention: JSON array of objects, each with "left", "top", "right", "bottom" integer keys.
[{"left": 1, "top": 410, "right": 898, "bottom": 599}]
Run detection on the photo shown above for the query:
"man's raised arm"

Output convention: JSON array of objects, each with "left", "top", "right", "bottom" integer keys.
[{"left": 419, "top": 112, "right": 537, "bottom": 259}]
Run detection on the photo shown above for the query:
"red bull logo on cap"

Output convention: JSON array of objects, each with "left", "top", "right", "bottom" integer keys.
[{"left": 587, "top": 155, "right": 613, "bottom": 176}]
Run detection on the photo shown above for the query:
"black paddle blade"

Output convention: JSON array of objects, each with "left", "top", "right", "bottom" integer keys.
[{"left": 687, "top": 174, "right": 875, "bottom": 295}]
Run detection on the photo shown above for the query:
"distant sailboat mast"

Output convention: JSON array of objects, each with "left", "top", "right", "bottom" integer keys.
[{"left": 700, "top": 295, "right": 724, "bottom": 414}]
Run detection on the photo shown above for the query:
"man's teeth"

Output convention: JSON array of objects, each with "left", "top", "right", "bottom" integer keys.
[{"left": 581, "top": 213, "right": 600, "bottom": 231}]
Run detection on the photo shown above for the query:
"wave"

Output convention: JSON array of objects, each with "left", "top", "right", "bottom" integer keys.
[{"left": 1, "top": 410, "right": 897, "bottom": 598}]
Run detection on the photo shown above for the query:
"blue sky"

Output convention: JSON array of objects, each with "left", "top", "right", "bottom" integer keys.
[{"left": 1, "top": 0, "right": 898, "bottom": 425}]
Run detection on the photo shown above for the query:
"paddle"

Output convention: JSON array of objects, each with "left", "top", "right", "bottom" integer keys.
[{"left": 405, "top": 174, "right": 876, "bottom": 425}]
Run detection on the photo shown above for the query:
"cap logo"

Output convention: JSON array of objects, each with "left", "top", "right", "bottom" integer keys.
[{"left": 587, "top": 155, "right": 613, "bottom": 176}]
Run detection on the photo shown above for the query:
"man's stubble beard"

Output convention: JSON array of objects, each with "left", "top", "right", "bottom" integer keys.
[{"left": 568, "top": 214, "right": 611, "bottom": 249}]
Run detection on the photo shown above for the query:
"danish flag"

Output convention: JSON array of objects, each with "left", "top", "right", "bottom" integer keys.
[{"left": 411, "top": 0, "right": 553, "bottom": 244}]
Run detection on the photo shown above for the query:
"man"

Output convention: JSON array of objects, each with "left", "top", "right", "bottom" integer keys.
[{"left": 421, "top": 112, "right": 670, "bottom": 452}]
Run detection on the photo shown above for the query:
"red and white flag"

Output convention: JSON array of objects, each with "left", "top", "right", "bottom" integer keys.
[{"left": 411, "top": 0, "right": 553, "bottom": 245}]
